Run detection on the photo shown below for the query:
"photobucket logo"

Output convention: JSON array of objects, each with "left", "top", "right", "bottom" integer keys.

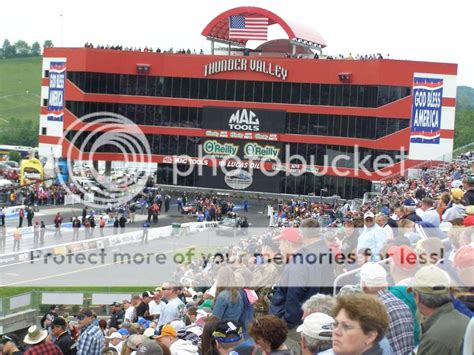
[
  {"left": 170, "top": 143, "right": 408, "bottom": 182},
  {"left": 57, "top": 112, "right": 152, "bottom": 209}
]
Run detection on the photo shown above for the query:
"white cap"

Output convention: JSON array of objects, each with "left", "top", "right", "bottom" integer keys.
[
  {"left": 143, "top": 328, "right": 156, "bottom": 338},
  {"left": 360, "top": 262, "right": 388, "bottom": 287},
  {"left": 296, "top": 313, "right": 334, "bottom": 340},
  {"left": 106, "top": 332, "right": 123, "bottom": 340},
  {"left": 364, "top": 211, "right": 375, "bottom": 219}
]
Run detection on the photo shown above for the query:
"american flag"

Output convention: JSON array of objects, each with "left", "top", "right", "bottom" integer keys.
[{"left": 229, "top": 15, "right": 268, "bottom": 40}]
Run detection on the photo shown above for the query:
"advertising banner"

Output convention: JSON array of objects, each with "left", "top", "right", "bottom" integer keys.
[
  {"left": 20, "top": 158, "right": 44, "bottom": 186},
  {"left": 410, "top": 76, "right": 443, "bottom": 144},
  {"left": 47, "top": 61, "right": 66, "bottom": 122}
]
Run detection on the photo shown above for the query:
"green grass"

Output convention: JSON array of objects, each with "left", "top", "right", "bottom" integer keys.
[{"left": 0, "top": 57, "right": 42, "bottom": 123}]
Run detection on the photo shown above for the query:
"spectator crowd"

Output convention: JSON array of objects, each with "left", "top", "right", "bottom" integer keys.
[{"left": 1, "top": 157, "right": 474, "bottom": 354}]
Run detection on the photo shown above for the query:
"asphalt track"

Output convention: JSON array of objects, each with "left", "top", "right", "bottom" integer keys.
[{"left": 0, "top": 202, "right": 272, "bottom": 288}]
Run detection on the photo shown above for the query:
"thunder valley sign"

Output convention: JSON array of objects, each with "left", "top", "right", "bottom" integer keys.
[{"left": 204, "top": 58, "right": 288, "bottom": 80}]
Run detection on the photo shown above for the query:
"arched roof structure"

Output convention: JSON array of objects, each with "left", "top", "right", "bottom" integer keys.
[{"left": 201, "top": 6, "right": 327, "bottom": 49}]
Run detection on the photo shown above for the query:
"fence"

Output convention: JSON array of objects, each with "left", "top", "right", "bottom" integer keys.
[{"left": 0, "top": 291, "right": 142, "bottom": 318}]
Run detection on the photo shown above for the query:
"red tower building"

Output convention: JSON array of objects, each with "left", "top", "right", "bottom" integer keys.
[{"left": 38, "top": 7, "right": 457, "bottom": 199}]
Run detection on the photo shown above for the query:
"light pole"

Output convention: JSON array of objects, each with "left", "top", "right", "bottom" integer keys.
[{"left": 320, "top": 188, "right": 327, "bottom": 204}]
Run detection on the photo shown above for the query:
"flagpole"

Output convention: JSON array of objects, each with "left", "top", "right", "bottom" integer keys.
[{"left": 60, "top": 10, "right": 64, "bottom": 47}]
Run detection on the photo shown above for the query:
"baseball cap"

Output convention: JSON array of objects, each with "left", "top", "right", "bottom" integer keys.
[
  {"left": 454, "top": 245, "right": 474, "bottom": 268},
  {"left": 153, "top": 324, "right": 177, "bottom": 339},
  {"left": 359, "top": 262, "right": 388, "bottom": 287},
  {"left": 111, "top": 302, "right": 121, "bottom": 307},
  {"left": 106, "top": 332, "right": 123, "bottom": 340},
  {"left": 212, "top": 320, "right": 243, "bottom": 343},
  {"left": 126, "top": 334, "right": 143, "bottom": 350},
  {"left": 118, "top": 328, "right": 129, "bottom": 336},
  {"left": 52, "top": 317, "right": 67, "bottom": 327},
  {"left": 76, "top": 309, "right": 93, "bottom": 320},
  {"left": 408, "top": 265, "right": 450, "bottom": 294},
  {"left": 137, "top": 339, "right": 164, "bottom": 355},
  {"left": 0, "top": 334, "right": 20, "bottom": 346},
  {"left": 403, "top": 198, "right": 416, "bottom": 207},
  {"left": 142, "top": 291, "right": 153, "bottom": 298},
  {"left": 364, "top": 211, "right": 375, "bottom": 219},
  {"left": 143, "top": 328, "right": 156, "bottom": 338},
  {"left": 273, "top": 228, "right": 302, "bottom": 244},
  {"left": 296, "top": 313, "right": 334, "bottom": 340},
  {"left": 451, "top": 188, "right": 464, "bottom": 200},
  {"left": 387, "top": 245, "right": 418, "bottom": 272},
  {"left": 451, "top": 180, "right": 463, "bottom": 189},
  {"left": 465, "top": 174, "right": 474, "bottom": 184}
]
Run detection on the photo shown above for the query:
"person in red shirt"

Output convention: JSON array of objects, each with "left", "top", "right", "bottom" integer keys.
[{"left": 23, "top": 325, "right": 62, "bottom": 355}]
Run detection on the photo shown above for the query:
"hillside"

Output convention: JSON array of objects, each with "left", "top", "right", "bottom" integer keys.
[
  {"left": 0, "top": 56, "right": 472, "bottom": 149},
  {"left": 454, "top": 86, "right": 474, "bottom": 149},
  {"left": 0, "top": 56, "right": 42, "bottom": 146}
]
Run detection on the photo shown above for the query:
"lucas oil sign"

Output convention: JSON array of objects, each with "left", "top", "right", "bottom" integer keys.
[{"left": 410, "top": 76, "right": 443, "bottom": 144}]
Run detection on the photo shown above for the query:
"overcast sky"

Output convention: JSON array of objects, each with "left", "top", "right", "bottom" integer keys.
[{"left": 2, "top": 0, "right": 473, "bottom": 86}]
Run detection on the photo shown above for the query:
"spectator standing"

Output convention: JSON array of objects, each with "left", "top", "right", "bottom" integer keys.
[
  {"left": 410, "top": 265, "right": 469, "bottom": 355},
  {"left": 18, "top": 208, "right": 24, "bottom": 228},
  {"left": 23, "top": 325, "right": 62, "bottom": 355},
  {"left": 51, "top": 317, "right": 75, "bottom": 355},
  {"left": 13, "top": 227, "right": 21, "bottom": 251},
  {"left": 158, "top": 282, "right": 185, "bottom": 326},
  {"left": 360, "top": 262, "right": 414, "bottom": 354},
  {"left": 356, "top": 211, "right": 387, "bottom": 260},
  {"left": 76, "top": 309, "right": 104, "bottom": 355}
]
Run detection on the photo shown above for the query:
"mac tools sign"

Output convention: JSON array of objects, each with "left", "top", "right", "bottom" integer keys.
[
  {"left": 202, "top": 107, "right": 286, "bottom": 134},
  {"left": 410, "top": 76, "right": 443, "bottom": 144}
]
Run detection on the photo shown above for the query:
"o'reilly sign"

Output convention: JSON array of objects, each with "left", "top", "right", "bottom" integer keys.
[
  {"left": 228, "top": 109, "right": 260, "bottom": 131},
  {"left": 202, "top": 107, "right": 286, "bottom": 134}
]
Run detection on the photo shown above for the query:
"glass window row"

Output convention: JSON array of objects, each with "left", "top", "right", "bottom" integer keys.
[
  {"left": 66, "top": 101, "right": 409, "bottom": 140},
  {"left": 67, "top": 71, "right": 411, "bottom": 108},
  {"left": 155, "top": 165, "right": 372, "bottom": 200}
]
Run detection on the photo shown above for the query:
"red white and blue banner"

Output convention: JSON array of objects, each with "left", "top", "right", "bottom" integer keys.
[
  {"left": 410, "top": 76, "right": 443, "bottom": 144},
  {"left": 47, "top": 61, "right": 66, "bottom": 122}
]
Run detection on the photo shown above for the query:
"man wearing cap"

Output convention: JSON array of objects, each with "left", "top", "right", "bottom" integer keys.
[
  {"left": 403, "top": 198, "right": 423, "bottom": 223},
  {"left": 154, "top": 323, "right": 198, "bottom": 355},
  {"left": 23, "top": 325, "right": 62, "bottom": 355},
  {"left": 109, "top": 302, "right": 125, "bottom": 329},
  {"left": 136, "top": 291, "right": 153, "bottom": 319},
  {"left": 356, "top": 211, "right": 387, "bottom": 261},
  {"left": 76, "top": 309, "right": 104, "bottom": 355},
  {"left": 463, "top": 174, "right": 474, "bottom": 205},
  {"left": 410, "top": 265, "right": 469, "bottom": 355},
  {"left": 212, "top": 320, "right": 254, "bottom": 355},
  {"left": 51, "top": 317, "right": 75, "bottom": 355},
  {"left": 360, "top": 262, "right": 414, "bottom": 354},
  {"left": 136, "top": 338, "right": 164, "bottom": 355},
  {"left": 442, "top": 188, "right": 466, "bottom": 222},
  {"left": 296, "top": 312, "right": 334, "bottom": 355},
  {"left": 106, "top": 332, "right": 124, "bottom": 353},
  {"left": 0, "top": 333, "right": 22, "bottom": 355}
]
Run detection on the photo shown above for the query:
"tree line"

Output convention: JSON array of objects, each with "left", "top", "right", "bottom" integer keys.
[{"left": 1, "top": 39, "right": 54, "bottom": 59}]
